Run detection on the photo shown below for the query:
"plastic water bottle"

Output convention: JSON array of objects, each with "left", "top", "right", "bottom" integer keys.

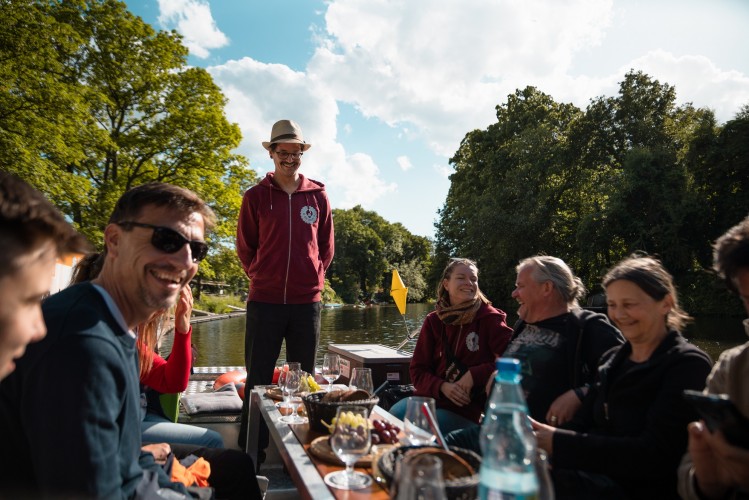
[{"left": 479, "top": 358, "right": 540, "bottom": 499}]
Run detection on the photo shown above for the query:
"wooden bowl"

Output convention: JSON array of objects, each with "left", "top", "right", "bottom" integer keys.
[
  {"left": 377, "top": 445, "right": 481, "bottom": 500},
  {"left": 301, "top": 391, "right": 379, "bottom": 433}
]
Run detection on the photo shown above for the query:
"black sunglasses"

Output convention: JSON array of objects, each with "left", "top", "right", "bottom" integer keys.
[{"left": 116, "top": 221, "right": 209, "bottom": 262}]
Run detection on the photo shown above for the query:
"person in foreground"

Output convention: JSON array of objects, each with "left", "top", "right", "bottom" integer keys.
[
  {"left": 72, "top": 254, "right": 224, "bottom": 448},
  {"left": 0, "top": 182, "right": 260, "bottom": 499},
  {"left": 678, "top": 214, "right": 749, "bottom": 499},
  {"left": 0, "top": 171, "right": 90, "bottom": 382},
  {"left": 390, "top": 258, "right": 513, "bottom": 433},
  {"left": 533, "top": 255, "right": 713, "bottom": 499}
]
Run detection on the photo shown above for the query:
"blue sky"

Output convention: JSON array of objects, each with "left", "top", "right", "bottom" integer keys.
[{"left": 125, "top": 0, "right": 749, "bottom": 239}]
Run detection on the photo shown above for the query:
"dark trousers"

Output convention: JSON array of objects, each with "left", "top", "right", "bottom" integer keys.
[
  {"left": 170, "top": 443, "right": 263, "bottom": 500},
  {"left": 238, "top": 301, "right": 322, "bottom": 452}
]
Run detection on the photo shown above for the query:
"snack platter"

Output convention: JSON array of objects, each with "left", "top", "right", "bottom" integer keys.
[{"left": 264, "top": 384, "right": 349, "bottom": 401}]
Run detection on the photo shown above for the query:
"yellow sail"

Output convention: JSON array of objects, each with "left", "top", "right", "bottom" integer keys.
[{"left": 390, "top": 269, "right": 408, "bottom": 315}]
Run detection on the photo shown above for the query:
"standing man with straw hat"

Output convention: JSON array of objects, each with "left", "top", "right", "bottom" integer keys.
[{"left": 236, "top": 120, "right": 334, "bottom": 453}]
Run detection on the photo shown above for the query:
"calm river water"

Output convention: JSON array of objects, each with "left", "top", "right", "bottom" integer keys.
[{"left": 184, "top": 303, "right": 747, "bottom": 368}]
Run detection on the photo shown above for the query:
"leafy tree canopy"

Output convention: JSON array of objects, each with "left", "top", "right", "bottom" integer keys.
[
  {"left": 329, "top": 206, "right": 432, "bottom": 304},
  {"left": 435, "top": 70, "right": 748, "bottom": 315},
  {"left": 1, "top": 0, "right": 256, "bottom": 288}
]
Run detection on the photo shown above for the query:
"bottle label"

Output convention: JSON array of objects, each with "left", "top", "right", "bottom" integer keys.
[{"left": 481, "top": 487, "right": 538, "bottom": 500}]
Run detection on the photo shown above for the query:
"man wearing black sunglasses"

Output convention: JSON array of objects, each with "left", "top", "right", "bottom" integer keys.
[
  {"left": 237, "top": 120, "right": 335, "bottom": 453},
  {"left": 0, "top": 182, "right": 261, "bottom": 498}
]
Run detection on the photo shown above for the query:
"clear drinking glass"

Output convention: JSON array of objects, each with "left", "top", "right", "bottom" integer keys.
[
  {"left": 394, "top": 453, "right": 447, "bottom": 500},
  {"left": 403, "top": 396, "right": 438, "bottom": 445},
  {"left": 322, "top": 353, "right": 341, "bottom": 392},
  {"left": 279, "top": 362, "right": 305, "bottom": 424},
  {"left": 349, "top": 367, "right": 374, "bottom": 395},
  {"left": 324, "top": 406, "right": 373, "bottom": 490},
  {"left": 290, "top": 369, "right": 309, "bottom": 424}
]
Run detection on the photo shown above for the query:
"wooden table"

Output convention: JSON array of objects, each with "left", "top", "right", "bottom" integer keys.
[{"left": 248, "top": 387, "right": 400, "bottom": 499}]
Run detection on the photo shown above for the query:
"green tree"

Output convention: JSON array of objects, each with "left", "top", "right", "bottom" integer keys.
[
  {"left": 1, "top": 0, "right": 250, "bottom": 248},
  {"left": 0, "top": 0, "right": 91, "bottom": 201},
  {"left": 329, "top": 207, "right": 388, "bottom": 303},
  {"left": 330, "top": 206, "right": 431, "bottom": 304},
  {"left": 434, "top": 71, "right": 741, "bottom": 314},
  {"left": 436, "top": 86, "right": 581, "bottom": 305}
]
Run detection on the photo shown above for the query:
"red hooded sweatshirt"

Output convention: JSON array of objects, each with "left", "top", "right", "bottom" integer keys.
[
  {"left": 410, "top": 302, "right": 513, "bottom": 423},
  {"left": 236, "top": 172, "right": 334, "bottom": 304}
]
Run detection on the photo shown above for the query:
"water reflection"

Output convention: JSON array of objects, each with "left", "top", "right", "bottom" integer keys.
[
  {"left": 684, "top": 315, "right": 747, "bottom": 361},
  {"left": 189, "top": 303, "right": 432, "bottom": 367},
  {"left": 182, "top": 304, "right": 746, "bottom": 368}
]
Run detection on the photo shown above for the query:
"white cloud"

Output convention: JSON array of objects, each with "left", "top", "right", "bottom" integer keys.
[
  {"left": 308, "top": 0, "right": 614, "bottom": 157},
  {"left": 396, "top": 156, "right": 412, "bottom": 172},
  {"left": 157, "top": 0, "right": 229, "bottom": 59},
  {"left": 622, "top": 50, "right": 749, "bottom": 122},
  {"left": 433, "top": 164, "right": 453, "bottom": 179},
  {"left": 306, "top": 0, "right": 749, "bottom": 159},
  {"left": 207, "top": 57, "right": 395, "bottom": 207},
  {"left": 158, "top": 0, "right": 749, "bottom": 237}
]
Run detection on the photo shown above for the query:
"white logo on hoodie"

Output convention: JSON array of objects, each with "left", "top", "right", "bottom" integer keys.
[
  {"left": 300, "top": 206, "right": 318, "bottom": 224},
  {"left": 466, "top": 331, "right": 479, "bottom": 352}
]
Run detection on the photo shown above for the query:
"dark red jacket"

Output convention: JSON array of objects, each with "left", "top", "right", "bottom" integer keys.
[
  {"left": 410, "top": 302, "right": 513, "bottom": 423},
  {"left": 236, "top": 173, "right": 334, "bottom": 304}
]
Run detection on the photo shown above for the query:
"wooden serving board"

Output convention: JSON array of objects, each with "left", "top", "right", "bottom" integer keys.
[{"left": 308, "top": 436, "right": 373, "bottom": 467}]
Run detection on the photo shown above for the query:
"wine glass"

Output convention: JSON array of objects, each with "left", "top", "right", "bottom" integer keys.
[
  {"left": 403, "top": 396, "right": 438, "bottom": 445},
  {"left": 279, "top": 362, "right": 303, "bottom": 424},
  {"left": 322, "top": 353, "right": 341, "bottom": 392},
  {"left": 394, "top": 453, "right": 447, "bottom": 500},
  {"left": 324, "top": 406, "right": 372, "bottom": 490},
  {"left": 289, "top": 369, "right": 309, "bottom": 424},
  {"left": 276, "top": 369, "right": 290, "bottom": 416},
  {"left": 348, "top": 367, "right": 373, "bottom": 395}
]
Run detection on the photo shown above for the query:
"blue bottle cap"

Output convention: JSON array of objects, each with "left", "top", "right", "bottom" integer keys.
[{"left": 496, "top": 357, "right": 521, "bottom": 375}]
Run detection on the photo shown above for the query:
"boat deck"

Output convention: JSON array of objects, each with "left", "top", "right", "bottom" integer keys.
[{"left": 180, "top": 366, "right": 296, "bottom": 498}]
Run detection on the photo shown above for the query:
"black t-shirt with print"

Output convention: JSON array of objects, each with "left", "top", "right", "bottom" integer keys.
[{"left": 504, "top": 313, "right": 571, "bottom": 423}]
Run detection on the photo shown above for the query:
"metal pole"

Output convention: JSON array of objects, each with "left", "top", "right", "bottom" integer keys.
[{"left": 395, "top": 313, "right": 417, "bottom": 351}]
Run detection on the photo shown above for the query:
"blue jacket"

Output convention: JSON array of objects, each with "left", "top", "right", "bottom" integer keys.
[{"left": 0, "top": 283, "right": 184, "bottom": 499}]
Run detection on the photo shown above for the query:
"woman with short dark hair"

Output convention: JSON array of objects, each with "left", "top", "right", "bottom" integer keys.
[{"left": 533, "top": 255, "right": 712, "bottom": 499}]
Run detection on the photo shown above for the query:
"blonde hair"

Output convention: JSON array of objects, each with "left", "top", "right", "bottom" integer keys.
[{"left": 135, "top": 312, "right": 171, "bottom": 378}]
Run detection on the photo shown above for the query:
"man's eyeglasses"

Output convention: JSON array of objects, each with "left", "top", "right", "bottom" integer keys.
[
  {"left": 116, "top": 221, "right": 209, "bottom": 262},
  {"left": 275, "top": 151, "right": 303, "bottom": 160}
]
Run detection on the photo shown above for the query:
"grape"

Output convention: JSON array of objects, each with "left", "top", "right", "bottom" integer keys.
[
  {"left": 371, "top": 433, "right": 381, "bottom": 445},
  {"left": 391, "top": 425, "right": 400, "bottom": 434},
  {"left": 380, "top": 429, "right": 393, "bottom": 444},
  {"left": 372, "top": 420, "right": 385, "bottom": 431}
]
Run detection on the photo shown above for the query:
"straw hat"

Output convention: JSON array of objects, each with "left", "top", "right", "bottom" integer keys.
[{"left": 262, "top": 120, "right": 311, "bottom": 151}]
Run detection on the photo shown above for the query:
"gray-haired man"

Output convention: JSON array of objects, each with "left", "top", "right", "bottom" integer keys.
[{"left": 445, "top": 255, "right": 623, "bottom": 453}]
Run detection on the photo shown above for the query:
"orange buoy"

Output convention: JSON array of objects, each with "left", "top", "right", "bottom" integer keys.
[{"left": 214, "top": 369, "right": 247, "bottom": 399}]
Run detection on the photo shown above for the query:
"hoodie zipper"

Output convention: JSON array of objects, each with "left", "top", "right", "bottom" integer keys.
[{"left": 284, "top": 193, "right": 292, "bottom": 304}]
